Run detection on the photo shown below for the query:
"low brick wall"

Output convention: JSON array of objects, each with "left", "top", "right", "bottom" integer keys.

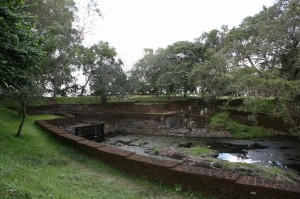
[{"left": 35, "top": 117, "right": 300, "bottom": 199}]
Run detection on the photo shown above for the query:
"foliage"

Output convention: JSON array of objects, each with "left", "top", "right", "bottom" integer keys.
[
  {"left": 193, "top": 27, "right": 232, "bottom": 97},
  {"left": 24, "top": 0, "right": 102, "bottom": 98},
  {"left": 23, "top": 0, "right": 80, "bottom": 97},
  {"left": 0, "top": 108, "right": 207, "bottom": 199},
  {"left": 238, "top": 98, "right": 275, "bottom": 114},
  {"left": 209, "top": 112, "right": 271, "bottom": 139},
  {"left": 74, "top": 41, "right": 127, "bottom": 98},
  {"left": 0, "top": 0, "right": 44, "bottom": 91},
  {"left": 209, "top": 112, "right": 229, "bottom": 130},
  {"left": 88, "top": 42, "right": 127, "bottom": 104},
  {"left": 1, "top": 0, "right": 300, "bottom": 135},
  {"left": 128, "top": 48, "right": 168, "bottom": 95}
]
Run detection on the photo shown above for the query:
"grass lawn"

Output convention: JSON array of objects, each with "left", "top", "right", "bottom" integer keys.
[
  {"left": 0, "top": 95, "right": 201, "bottom": 107},
  {"left": 0, "top": 108, "right": 208, "bottom": 199}
]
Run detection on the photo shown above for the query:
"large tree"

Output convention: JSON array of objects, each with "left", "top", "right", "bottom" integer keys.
[
  {"left": 89, "top": 43, "right": 127, "bottom": 104},
  {"left": 0, "top": 0, "right": 43, "bottom": 91},
  {"left": 226, "top": 0, "right": 300, "bottom": 80},
  {"left": 75, "top": 41, "right": 120, "bottom": 96},
  {"left": 0, "top": 0, "right": 44, "bottom": 137},
  {"left": 25, "top": 0, "right": 101, "bottom": 97},
  {"left": 161, "top": 41, "right": 205, "bottom": 97},
  {"left": 25, "top": 0, "right": 80, "bottom": 97},
  {"left": 193, "top": 28, "right": 231, "bottom": 97},
  {"left": 128, "top": 48, "right": 168, "bottom": 95}
]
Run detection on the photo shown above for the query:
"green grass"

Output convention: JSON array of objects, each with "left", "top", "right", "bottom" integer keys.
[
  {"left": 53, "top": 96, "right": 100, "bottom": 104},
  {"left": 0, "top": 108, "right": 208, "bottom": 199},
  {"left": 209, "top": 112, "right": 272, "bottom": 139},
  {"left": 238, "top": 97, "right": 275, "bottom": 114},
  {"left": 0, "top": 95, "right": 199, "bottom": 108},
  {"left": 124, "top": 95, "right": 192, "bottom": 102},
  {"left": 183, "top": 147, "right": 215, "bottom": 156}
]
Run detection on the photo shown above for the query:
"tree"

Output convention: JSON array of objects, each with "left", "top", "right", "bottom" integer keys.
[
  {"left": 193, "top": 28, "right": 231, "bottom": 97},
  {"left": 75, "top": 41, "right": 119, "bottom": 96},
  {"left": 89, "top": 43, "right": 127, "bottom": 104},
  {"left": 226, "top": 0, "right": 300, "bottom": 80},
  {"left": 25, "top": 0, "right": 101, "bottom": 97},
  {"left": 128, "top": 48, "right": 168, "bottom": 95},
  {"left": 25, "top": 0, "right": 81, "bottom": 97},
  {"left": 0, "top": 0, "right": 44, "bottom": 137},
  {"left": 162, "top": 41, "right": 205, "bottom": 97},
  {"left": 14, "top": 83, "right": 42, "bottom": 137},
  {"left": 193, "top": 49, "right": 231, "bottom": 97},
  {"left": 0, "top": 0, "right": 43, "bottom": 90}
]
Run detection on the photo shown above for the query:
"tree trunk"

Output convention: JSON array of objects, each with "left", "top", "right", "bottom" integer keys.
[
  {"left": 247, "top": 56, "right": 256, "bottom": 68},
  {"left": 16, "top": 101, "right": 26, "bottom": 138},
  {"left": 52, "top": 80, "right": 57, "bottom": 98},
  {"left": 79, "top": 74, "right": 92, "bottom": 96},
  {"left": 100, "top": 94, "right": 108, "bottom": 105}
]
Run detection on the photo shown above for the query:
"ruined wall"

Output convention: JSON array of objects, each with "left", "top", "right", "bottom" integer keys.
[
  {"left": 74, "top": 112, "right": 190, "bottom": 135},
  {"left": 26, "top": 102, "right": 170, "bottom": 115},
  {"left": 35, "top": 118, "right": 300, "bottom": 199},
  {"left": 46, "top": 113, "right": 75, "bottom": 127},
  {"left": 25, "top": 98, "right": 294, "bottom": 133},
  {"left": 228, "top": 110, "right": 299, "bottom": 132}
]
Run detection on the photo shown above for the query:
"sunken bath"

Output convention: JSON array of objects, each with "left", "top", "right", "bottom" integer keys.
[
  {"left": 36, "top": 109, "right": 300, "bottom": 198},
  {"left": 61, "top": 111, "right": 300, "bottom": 179}
]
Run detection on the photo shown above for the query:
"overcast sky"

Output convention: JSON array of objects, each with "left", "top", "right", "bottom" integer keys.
[{"left": 81, "top": 0, "right": 275, "bottom": 71}]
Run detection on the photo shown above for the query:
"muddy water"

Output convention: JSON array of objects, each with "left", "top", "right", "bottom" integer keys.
[{"left": 103, "top": 133, "right": 300, "bottom": 173}]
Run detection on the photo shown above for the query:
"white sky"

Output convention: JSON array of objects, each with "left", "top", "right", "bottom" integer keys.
[{"left": 80, "top": 0, "right": 275, "bottom": 71}]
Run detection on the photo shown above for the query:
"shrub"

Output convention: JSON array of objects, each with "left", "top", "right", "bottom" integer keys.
[{"left": 209, "top": 112, "right": 271, "bottom": 139}]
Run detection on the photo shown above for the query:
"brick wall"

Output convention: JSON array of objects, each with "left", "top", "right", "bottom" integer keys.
[{"left": 35, "top": 118, "right": 300, "bottom": 199}]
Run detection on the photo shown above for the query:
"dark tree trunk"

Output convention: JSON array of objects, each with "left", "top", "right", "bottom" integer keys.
[
  {"left": 100, "top": 94, "right": 108, "bottom": 105},
  {"left": 52, "top": 80, "right": 57, "bottom": 98},
  {"left": 79, "top": 75, "right": 92, "bottom": 96},
  {"left": 16, "top": 101, "right": 26, "bottom": 138}
]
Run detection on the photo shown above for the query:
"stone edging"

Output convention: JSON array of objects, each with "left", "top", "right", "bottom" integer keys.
[{"left": 35, "top": 118, "right": 300, "bottom": 199}]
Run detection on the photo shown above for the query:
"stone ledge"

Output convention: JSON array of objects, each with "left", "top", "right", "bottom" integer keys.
[
  {"left": 127, "top": 154, "right": 178, "bottom": 168},
  {"left": 98, "top": 146, "right": 135, "bottom": 157},
  {"left": 77, "top": 139, "right": 106, "bottom": 149},
  {"left": 39, "top": 123, "right": 56, "bottom": 128},
  {"left": 59, "top": 133, "right": 85, "bottom": 142},
  {"left": 172, "top": 165, "right": 240, "bottom": 181},
  {"left": 237, "top": 176, "right": 300, "bottom": 193},
  {"left": 48, "top": 127, "right": 69, "bottom": 135},
  {"left": 35, "top": 120, "right": 47, "bottom": 124}
]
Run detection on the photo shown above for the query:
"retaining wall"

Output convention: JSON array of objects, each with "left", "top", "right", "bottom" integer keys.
[
  {"left": 35, "top": 117, "right": 300, "bottom": 199},
  {"left": 228, "top": 110, "right": 300, "bottom": 132}
]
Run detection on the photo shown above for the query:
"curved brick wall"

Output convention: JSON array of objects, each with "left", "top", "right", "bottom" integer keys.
[{"left": 35, "top": 117, "right": 300, "bottom": 199}]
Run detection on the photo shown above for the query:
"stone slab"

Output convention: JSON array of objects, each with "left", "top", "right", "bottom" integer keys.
[{"left": 127, "top": 154, "right": 178, "bottom": 168}]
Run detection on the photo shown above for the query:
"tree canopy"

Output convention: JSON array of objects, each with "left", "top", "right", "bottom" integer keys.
[
  {"left": 0, "top": 0, "right": 44, "bottom": 91},
  {"left": 1, "top": 0, "right": 299, "bottom": 134}
]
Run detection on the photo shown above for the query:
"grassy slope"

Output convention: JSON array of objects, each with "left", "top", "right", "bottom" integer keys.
[
  {"left": 209, "top": 112, "right": 272, "bottom": 139},
  {"left": 0, "top": 108, "right": 207, "bottom": 199}
]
